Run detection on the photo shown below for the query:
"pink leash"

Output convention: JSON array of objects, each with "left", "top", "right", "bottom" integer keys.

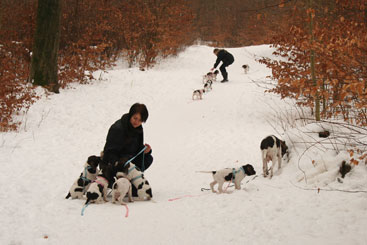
[
  {"left": 123, "top": 204, "right": 129, "bottom": 218},
  {"left": 168, "top": 193, "right": 209, "bottom": 202}
]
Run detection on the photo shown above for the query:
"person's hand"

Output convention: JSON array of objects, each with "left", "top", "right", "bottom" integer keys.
[{"left": 144, "top": 144, "right": 151, "bottom": 153}]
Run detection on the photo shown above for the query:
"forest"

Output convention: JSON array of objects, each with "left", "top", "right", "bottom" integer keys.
[{"left": 0, "top": 0, "right": 366, "bottom": 131}]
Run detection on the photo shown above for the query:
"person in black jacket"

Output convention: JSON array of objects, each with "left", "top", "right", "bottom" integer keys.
[
  {"left": 211, "top": 48, "right": 235, "bottom": 83},
  {"left": 102, "top": 103, "right": 153, "bottom": 184}
]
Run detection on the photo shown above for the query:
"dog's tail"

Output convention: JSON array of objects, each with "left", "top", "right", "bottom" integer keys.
[
  {"left": 196, "top": 171, "right": 215, "bottom": 174},
  {"left": 65, "top": 192, "right": 71, "bottom": 199},
  {"left": 111, "top": 177, "right": 118, "bottom": 190}
]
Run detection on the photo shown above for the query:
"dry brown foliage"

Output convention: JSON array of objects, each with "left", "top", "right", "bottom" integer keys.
[{"left": 259, "top": 0, "right": 367, "bottom": 126}]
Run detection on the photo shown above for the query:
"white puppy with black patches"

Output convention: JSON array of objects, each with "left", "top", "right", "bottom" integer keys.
[
  {"left": 85, "top": 174, "right": 109, "bottom": 204},
  {"left": 199, "top": 164, "right": 256, "bottom": 193},
  {"left": 260, "top": 135, "right": 288, "bottom": 178},
  {"left": 203, "top": 70, "right": 219, "bottom": 83},
  {"left": 111, "top": 176, "right": 133, "bottom": 205},
  {"left": 192, "top": 89, "right": 205, "bottom": 100},
  {"left": 115, "top": 160, "right": 153, "bottom": 201},
  {"left": 65, "top": 155, "right": 101, "bottom": 199}
]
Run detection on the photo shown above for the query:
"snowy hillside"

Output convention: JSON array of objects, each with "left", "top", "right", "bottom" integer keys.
[{"left": 1, "top": 45, "right": 366, "bottom": 245}]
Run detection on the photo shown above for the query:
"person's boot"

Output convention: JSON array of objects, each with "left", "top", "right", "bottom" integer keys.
[{"left": 220, "top": 75, "right": 229, "bottom": 83}]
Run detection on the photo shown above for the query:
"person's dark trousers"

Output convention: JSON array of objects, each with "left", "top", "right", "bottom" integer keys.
[
  {"left": 220, "top": 60, "right": 234, "bottom": 81},
  {"left": 220, "top": 64, "right": 229, "bottom": 80}
]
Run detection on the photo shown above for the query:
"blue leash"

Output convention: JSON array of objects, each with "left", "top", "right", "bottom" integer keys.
[
  {"left": 123, "top": 146, "right": 147, "bottom": 171},
  {"left": 81, "top": 203, "right": 89, "bottom": 216}
]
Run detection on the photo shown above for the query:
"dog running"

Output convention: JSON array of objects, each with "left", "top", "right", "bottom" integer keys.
[{"left": 198, "top": 164, "right": 256, "bottom": 193}]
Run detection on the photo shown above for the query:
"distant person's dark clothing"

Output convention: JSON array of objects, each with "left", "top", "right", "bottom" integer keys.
[
  {"left": 103, "top": 113, "right": 153, "bottom": 171},
  {"left": 213, "top": 49, "right": 234, "bottom": 82}
]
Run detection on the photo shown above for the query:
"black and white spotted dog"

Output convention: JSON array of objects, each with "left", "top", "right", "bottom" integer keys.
[
  {"left": 199, "top": 164, "right": 256, "bottom": 193},
  {"left": 65, "top": 155, "right": 101, "bottom": 199},
  {"left": 242, "top": 64, "right": 249, "bottom": 74},
  {"left": 192, "top": 89, "right": 205, "bottom": 100},
  {"left": 115, "top": 160, "right": 152, "bottom": 201},
  {"left": 85, "top": 172, "right": 109, "bottom": 204},
  {"left": 204, "top": 80, "right": 212, "bottom": 92},
  {"left": 260, "top": 135, "right": 288, "bottom": 178},
  {"left": 203, "top": 70, "right": 219, "bottom": 83}
]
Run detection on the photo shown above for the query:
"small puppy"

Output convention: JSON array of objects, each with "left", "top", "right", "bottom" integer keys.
[
  {"left": 192, "top": 89, "right": 205, "bottom": 100},
  {"left": 242, "top": 65, "right": 249, "bottom": 74},
  {"left": 203, "top": 70, "right": 219, "bottom": 83},
  {"left": 204, "top": 81, "right": 212, "bottom": 92},
  {"left": 111, "top": 176, "right": 133, "bottom": 205},
  {"left": 115, "top": 160, "right": 152, "bottom": 201},
  {"left": 65, "top": 155, "right": 101, "bottom": 199},
  {"left": 85, "top": 173, "right": 109, "bottom": 204},
  {"left": 199, "top": 164, "right": 256, "bottom": 193},
  {"left": 260, "top": 135, "right": 288, "bottom": 178}
]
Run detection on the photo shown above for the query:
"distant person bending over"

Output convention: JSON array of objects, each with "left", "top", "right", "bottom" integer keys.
[
  {"left": 211, "top": 48, "right": 235, "bottom": 83},
  {"left": 102, "top": 103, "right": 153, "bottom": 186}
]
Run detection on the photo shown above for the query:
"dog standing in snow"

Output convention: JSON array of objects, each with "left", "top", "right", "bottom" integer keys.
[
  {"left": 242, "top": 64, "right": 249, "bottom": 74},
  {"left": 204, "top": 81, "right": 212, "bottom": 92},
  {"left": 203, "top": 70, "right": 219, "bottom": 83},
  {"left": 260, "top": 135, "right": 288, "bottom": 178},
  {"left": 192, "top": 89, "right": 205, "bottom": 100},
  {"left": 65, "top": 155, "right": 101, "bottom": 199},
  {"left": 198, "top": 164, "right": 256, "bottom": 193},
  {"left": 111, "top": 176, "right": 133, "bottom": 205}
]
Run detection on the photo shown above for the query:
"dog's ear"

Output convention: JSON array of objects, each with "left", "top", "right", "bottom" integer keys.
[
  {"left": 244, "top": 164, "right": 256, "bottom": 175},
  {"left": 87, "top": 155, "right": 101, "bottom": 169},
  {"left": 146, "top": 188, "right": 153, "bottom": 198}
]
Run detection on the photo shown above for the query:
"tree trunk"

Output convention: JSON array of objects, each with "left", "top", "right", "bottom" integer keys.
[
  {"left": 29, "top": 0, "right": 61, "bottom": 93},
  {"left": 309, "top": 0, "right": 320, "bottom": 121}
]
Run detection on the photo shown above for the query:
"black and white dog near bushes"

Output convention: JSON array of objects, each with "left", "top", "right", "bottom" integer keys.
[
  {"left": 260, "top": 135, "right": 288, "bottom": 178},
  {"left": 65, "top": 155, "right": 101, "bottom": 199},
  {"left": 198, "top": 164, "right": 256, "bottom": 194}
]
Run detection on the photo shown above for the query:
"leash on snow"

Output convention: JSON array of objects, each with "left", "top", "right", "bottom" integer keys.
[
  {"left": 81, "top": 203, "right": 89, "bottom": 216},
  {"left": 168, "top": 193, "right": 210, "bottom": 202},
  {"left": 123, "top": 204, "right": 129, "bottom": 218},
  {"left": 200, "top": 175, "right": 259, "bottom": 192}
]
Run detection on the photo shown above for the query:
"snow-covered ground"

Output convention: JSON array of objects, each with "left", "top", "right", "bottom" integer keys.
[{"left": 1, "top": 45, "right": 367, "bottom": 245}]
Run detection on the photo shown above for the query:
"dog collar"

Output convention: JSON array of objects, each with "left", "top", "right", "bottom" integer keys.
[
  {"left": 131, "top": 174, "right": 143, "bottom": 183},
  {"left": 128, "top": 165, "right": 136, "bottom": 174},
  {"left": 94, "top": 176, "right": 108, "bottom": 187},
  {"left": 240, "top": 167, "right": 246, "bottom": 175}
]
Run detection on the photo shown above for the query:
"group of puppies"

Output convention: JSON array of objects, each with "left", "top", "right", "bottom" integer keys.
[
  {"left": 66, "top": 134, "right": 288, "bottom": 202},
  {"left": 192, "top": 70, "right": 219, "bottom": 100},
  {"left": 202, "top": 135, "right": 288, "bottom": 193},
  {"left": 192, "top": 64, "right": 250, "bottom": 100},
  {"left": 66, "top": 155, "right": 153, "bottom": 206}
]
